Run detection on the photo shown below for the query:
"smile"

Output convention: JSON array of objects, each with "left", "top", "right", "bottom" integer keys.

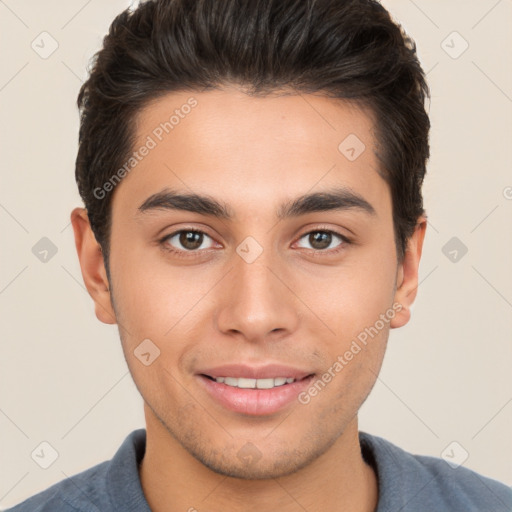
[
  {"left": 206, "top": 376, "right": 296, "bottom": 389},
  {"left": 198, "top": 372, "right": 315, "bottom": 415}
]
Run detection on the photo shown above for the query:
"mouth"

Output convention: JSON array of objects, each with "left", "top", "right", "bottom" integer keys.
[
  {"left": 201, "top": 374, "right": 310, "bottom": 389},
  {"left": 197, "top": 371, "right": 316, "bottom": 416}
]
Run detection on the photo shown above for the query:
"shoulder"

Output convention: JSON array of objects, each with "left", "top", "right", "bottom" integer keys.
[
  {"left": 4, "top": 429, "right": 148, "bottom": 512},
  {"left": 359, "top": 431, "right": 512, "bottom": 512},
  {"left": 3, "top": 461, "right": 110, "bottom": 512}
]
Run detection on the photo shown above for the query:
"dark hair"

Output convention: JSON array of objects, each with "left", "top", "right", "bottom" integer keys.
[{"left": 75, "top": 0, "right": 430, "bottom": 275}]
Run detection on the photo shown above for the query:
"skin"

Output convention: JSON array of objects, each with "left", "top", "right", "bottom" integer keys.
[{"left": 71, "top": 86, "right": 426, "bottom": 512}]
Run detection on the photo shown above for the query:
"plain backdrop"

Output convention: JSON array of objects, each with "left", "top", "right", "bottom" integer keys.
[{"left": 1, "top": 0, "right": 511, "bottom": 508}]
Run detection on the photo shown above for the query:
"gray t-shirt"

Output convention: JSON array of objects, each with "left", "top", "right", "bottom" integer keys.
[{"left": 5, "top": 429, "right": 512, "bottom": 511}]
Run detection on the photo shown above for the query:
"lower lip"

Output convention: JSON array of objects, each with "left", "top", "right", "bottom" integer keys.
[{"left": 197, "top": 375, "right": 315, "bottom": 416}]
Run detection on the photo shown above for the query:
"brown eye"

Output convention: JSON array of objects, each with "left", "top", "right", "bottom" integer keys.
[
  {"left": 163, "top": 229, "right": 214, "bottom": 252},
  {"left": 296, "top": 230, "right": 347, "bottom": 252},
  {"left": 309, "top": 231, "right": 331, "bottom": 250},
  {"left": 179, "top": 231, "right": 203, "bottom": 250}
]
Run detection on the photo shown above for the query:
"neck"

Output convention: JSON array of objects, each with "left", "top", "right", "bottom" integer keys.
[{"left": 139, "top": 405, "right": 378, "bottom": 512}]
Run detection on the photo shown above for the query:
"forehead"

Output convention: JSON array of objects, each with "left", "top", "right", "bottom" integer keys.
[{"left": 111, "top": 86, "right": 389, "bottom": 218}]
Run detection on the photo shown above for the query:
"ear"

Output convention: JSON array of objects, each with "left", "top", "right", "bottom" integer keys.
[
  {"left": 70, "top": 207, "right": 117, "bottom": 325},
  {"left": 390, "top": 216, "right": 427, "bottom": 329}
]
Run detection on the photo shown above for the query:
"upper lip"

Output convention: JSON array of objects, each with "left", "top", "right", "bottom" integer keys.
[{"left": 198, "top": 364, "right": 314, "bottom": 380}]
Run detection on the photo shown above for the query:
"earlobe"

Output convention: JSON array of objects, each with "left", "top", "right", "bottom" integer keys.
[
  {"left": 70, "top": 207, "right": 117, "bottom": 325},
  {"left": 390, "top": 216, "right": 427, "bottom": 329}
]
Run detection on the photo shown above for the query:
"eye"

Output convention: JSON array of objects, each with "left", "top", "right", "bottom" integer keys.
[
  {"left": 295, "top": 229, "right": 349, "bottom": 253},
  {"left": 159, "top": 227, "right": 351, "bottom": 258},
  {"left": 161, "top": 229, "right": 216, "bottom": 253}
]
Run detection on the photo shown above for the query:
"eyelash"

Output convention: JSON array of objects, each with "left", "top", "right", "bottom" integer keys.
[{"left": 158, "top": 226, "right": 351, "bottom": 259}]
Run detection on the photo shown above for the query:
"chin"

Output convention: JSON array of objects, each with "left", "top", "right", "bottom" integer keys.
[{"left": 195, "top": 447, "right": 317, "bottom": 480}]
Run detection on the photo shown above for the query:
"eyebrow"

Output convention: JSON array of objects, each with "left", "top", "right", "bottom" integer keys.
[{"left": 137, "top": 186, "right": 376, "bottom": 220}]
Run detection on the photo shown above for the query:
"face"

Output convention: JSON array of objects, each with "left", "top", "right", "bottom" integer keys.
[{"left": 72, "top": 86, "right": 425, "bottom": 479}]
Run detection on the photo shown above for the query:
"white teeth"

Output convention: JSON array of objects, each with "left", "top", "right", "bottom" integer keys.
[
  {"left": 213, "top": 376, "right": 297, "bottom": 389},
  {"left": 237, "top": 378, "right": 256, "bottom": 389},
  {"left": 256, "top": 378, "right": 274, "bottom": 389}
]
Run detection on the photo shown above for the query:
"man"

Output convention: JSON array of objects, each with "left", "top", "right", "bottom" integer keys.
[{"left": 7, "top": 0, "right": 512, "bottom": 511}]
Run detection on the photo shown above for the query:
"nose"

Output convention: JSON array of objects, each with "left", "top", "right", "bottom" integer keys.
[{"left": 215, "top": 246, "right": 300, "bottom": 343}]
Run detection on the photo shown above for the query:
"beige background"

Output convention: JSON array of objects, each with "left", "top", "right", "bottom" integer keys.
[{"left": 1, "top": 0, "right": 511, "bottom": 508}]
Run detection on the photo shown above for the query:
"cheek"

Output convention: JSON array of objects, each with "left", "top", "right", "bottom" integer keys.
[
  {"left": 109, "top": 247, "right": 217, "bottom": 343},
  {"left": 317, "top": 258, "right": 396, "bottom": 338},
  {"left": 300, "top": 245, "right": 396, "bottom": 389}
]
